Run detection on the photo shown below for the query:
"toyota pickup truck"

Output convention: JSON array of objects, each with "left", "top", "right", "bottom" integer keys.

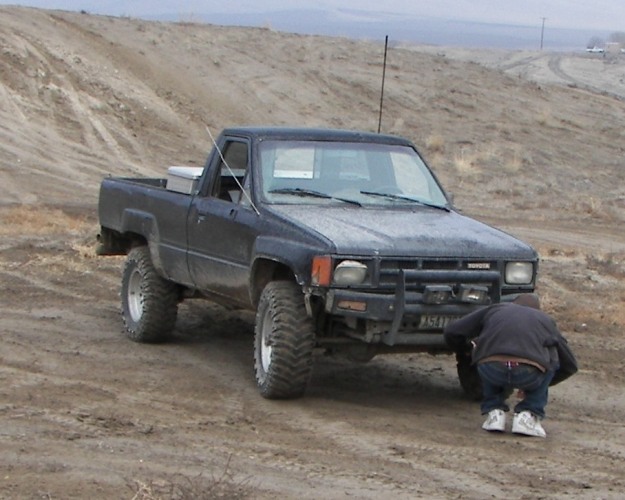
[{"left": 97, "top": 127, "right": 539, "bottom": 399}]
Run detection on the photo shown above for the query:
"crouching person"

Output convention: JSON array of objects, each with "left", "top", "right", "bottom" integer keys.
[{"left": 444, "top": 294, "right": 578, "bottom": 438}]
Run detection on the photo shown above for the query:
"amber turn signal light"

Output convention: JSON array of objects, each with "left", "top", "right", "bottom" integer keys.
[{"left": 311, "top": 255, "right": 332, "bottom": 286}]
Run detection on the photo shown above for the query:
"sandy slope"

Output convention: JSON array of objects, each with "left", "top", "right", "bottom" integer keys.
[{"left": 1, "top": 6, "right": 625, "bottom": 499}]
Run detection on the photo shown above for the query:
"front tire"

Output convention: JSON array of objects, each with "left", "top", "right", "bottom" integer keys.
[
  {"left": 456, "top": 352, "right": 483, "bottom": 401},
  {"left": 121, "top": 246, "right": 179, "bottom": 343},
  {"left": 254, "top": 281, "right": 315, "bottom": 399}
]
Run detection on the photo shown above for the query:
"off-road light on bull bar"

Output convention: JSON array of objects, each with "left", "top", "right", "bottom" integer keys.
[
  {"left": 423, "top": 285, "right": 453, "bottom": 304},
  {"left": 458, "top": 285, "right": 490, "bottom": 304}
]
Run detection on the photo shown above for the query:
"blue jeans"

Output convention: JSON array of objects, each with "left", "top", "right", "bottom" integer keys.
[{"left": 477, "top": 362, "right": 555, "bottom": 418}]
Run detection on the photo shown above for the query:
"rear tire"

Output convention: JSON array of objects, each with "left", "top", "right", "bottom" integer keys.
[
  {"left": 254, "top": 281, "right": 315, "bottom": 399},
  {"left": 121, "top": 246, "right": 179, "bottom": 343}
]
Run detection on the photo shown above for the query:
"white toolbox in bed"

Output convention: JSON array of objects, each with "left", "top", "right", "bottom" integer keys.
[{"left": 166, "top": 166, "right": 204, "bottom": 194}]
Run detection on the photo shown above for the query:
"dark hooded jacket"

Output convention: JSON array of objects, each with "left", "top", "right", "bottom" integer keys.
[{"left": 444, "top": 303, "right": 577, "bottom": 384}]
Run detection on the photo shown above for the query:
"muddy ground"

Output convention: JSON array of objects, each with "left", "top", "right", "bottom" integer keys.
[{"left": 1, "top": 7, "right": 625, "bottom": 499}]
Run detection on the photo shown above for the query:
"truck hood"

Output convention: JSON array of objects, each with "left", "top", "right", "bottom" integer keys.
[{"left": 268, "top": 205, "right": 535, "bottom": 258}]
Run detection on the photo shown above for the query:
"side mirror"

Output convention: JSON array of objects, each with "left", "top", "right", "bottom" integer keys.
[{"left": 447, "top": 192, "right": 460, "bottom": 211}]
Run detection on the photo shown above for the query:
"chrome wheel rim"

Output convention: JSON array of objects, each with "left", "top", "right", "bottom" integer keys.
[
  {"left": 260, "top": 309, "right": 273, "bottom": 372},
  {"left": 127, "top": 268, "right": 144, "bottom": 322}
]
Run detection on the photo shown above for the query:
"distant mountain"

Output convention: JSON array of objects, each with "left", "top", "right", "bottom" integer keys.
[{"left": 150, "top": 8, "right": 607, "bottom": 51}]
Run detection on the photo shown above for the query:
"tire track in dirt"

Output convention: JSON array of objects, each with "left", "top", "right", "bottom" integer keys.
[
  {"left": 547, "top": 54, "right": 579, "bottom": 85},
  {"left": 497, "top": 53, "right": 545, "bottom": 72},
  {"left": 1, "top": 270, "right": 89, "bottom": 300},
  {"left": 482, "top": 220, "right": 625, "bottom": 254},
  {"left": 546, "top": 54, "right": 625, "bottom": 100},
  {"left": 237, "top": 387, "right": 619, "bottom": 499},
  {"left": 21, "top": 38, "right": 145, "bottom": 167}
]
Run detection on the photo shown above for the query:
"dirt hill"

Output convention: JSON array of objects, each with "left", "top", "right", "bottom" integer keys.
[{"left": 1, "top": 6, "right": 624, "bottom": 499}]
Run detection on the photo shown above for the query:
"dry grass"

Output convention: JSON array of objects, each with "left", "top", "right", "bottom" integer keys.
[
  {"left": 536, "top": 106, "right": 553, "bottom": 127},
  {"left": 452, "top": 144, "right": 495, "bottom": 173},
  {"left": 503, "top": 144, "right": 525, "bottom": 173},
  {"left": 0, "top": 204, "right": 102, "bottom": 273},
  {"left": 128, "top": 457, "right": 253, "bottom": 499},
  {"left": 0, "top": 205, "right": 90, "bottom": 236},
  {"left": 71, "top": 240, "right": 99, "bottom": 259},
  {"left": 536, "top": 245, "right": 625, "bottom": 334},
  {"left": 586, "top": 252, "right": 625, "bottom": 278},
  {"left": 425, "top": 133, "right": 446, "bottom": 154},
  {"left": 570, "top": 197, "right": 625, "bottom": 222},
  {"left": 17, "top": 250, "right": 95, "bottom": 274},
  {"left": 453, "top": 147, "right": 482, "bottom": 176}
]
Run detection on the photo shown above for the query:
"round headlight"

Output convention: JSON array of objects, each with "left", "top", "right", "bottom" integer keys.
[
  {"left": 505, "top": 262, "right": 533, "bottom": 284},
  {"left": 333, "top": 260, "right": 368, "bottom": 286}
]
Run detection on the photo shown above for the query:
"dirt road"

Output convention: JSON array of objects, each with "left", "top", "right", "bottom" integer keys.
[
  {"left": 416, "top": 45, "right": 625, "bottom": 100},
  {"left": 1, "top": 206, "right": 624, "bottom": 499},
  {"left": 1, "top": 7, "right": 625, "bottom": 499}
]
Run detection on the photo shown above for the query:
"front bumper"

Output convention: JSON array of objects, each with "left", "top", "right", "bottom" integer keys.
[{"left": 321, "top": 268, "right": 503, "bottom": 347}]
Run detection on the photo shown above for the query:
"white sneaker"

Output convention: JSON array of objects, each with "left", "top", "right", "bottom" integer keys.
[
  {"left": 482, "top": 409, "right": 506, "bottom": 432},
  {"left": 512, "top": 411, "right": 546, "bottom": 438}
]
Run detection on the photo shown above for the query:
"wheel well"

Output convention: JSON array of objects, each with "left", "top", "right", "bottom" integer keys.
[
  {"left": 251, "top": 259, "right": 297, "bottom": 307},
  {"left": 96, "top": 227, "right": 147, "bottom": 255}
]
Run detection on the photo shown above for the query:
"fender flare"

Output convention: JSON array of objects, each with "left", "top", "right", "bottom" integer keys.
[{"left": 120, "top": 209, "right": 165, "bottom": 274}]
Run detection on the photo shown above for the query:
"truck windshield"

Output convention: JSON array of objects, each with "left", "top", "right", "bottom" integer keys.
[{"left": 259, "top": 140, "right": 448, "bottom": 208}]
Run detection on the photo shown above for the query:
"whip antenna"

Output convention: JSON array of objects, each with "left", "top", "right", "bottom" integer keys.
[{"left": 377, "top": 35, "right": 389, "bottom": 134}]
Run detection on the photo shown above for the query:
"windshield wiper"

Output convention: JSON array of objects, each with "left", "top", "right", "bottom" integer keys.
[
  {"left": 360, "top": 190, "right": 450, "bottom": 211},
  {"left": 270, "top": 187, "right": 331, "bottom": 198},
  {"left": 269, "top": 188, "right": 361, "bottom": 206}
]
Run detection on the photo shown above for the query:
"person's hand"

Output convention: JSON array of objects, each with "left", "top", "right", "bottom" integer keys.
[{"left": 462, "top": 339, "right": 476, "bottom": 356}]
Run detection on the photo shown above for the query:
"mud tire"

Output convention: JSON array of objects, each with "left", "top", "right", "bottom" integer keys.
[
  {"left": 121, "top": 246, "right": 179, "bottom": 343},
  {"left": 254, "top": 281, "right": 315, "bottom": 399},
  {"left": 456, "top": 352, "right": 483, "bottom": 401}
]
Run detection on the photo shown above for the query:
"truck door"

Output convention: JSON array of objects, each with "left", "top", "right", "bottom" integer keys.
[{"left": 186, "top": 138, "right": 259, "bottom": 307}]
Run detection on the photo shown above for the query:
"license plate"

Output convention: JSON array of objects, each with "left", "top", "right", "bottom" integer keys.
[{"left": 418, "top": 315, "right": 460, "bottom": 330}]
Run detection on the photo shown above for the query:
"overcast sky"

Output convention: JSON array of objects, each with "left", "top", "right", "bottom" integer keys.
[{"left": 1, "top": 0, "right": 624, "bottom": 32}]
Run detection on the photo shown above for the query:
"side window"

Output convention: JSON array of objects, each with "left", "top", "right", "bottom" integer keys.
[{"left": 211, "top": 140, "right": 249, "bottom": 202}]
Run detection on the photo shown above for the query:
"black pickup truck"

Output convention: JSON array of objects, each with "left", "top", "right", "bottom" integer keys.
[{"left": 97, "top": 127, "right": 538, "bottom": 399}]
